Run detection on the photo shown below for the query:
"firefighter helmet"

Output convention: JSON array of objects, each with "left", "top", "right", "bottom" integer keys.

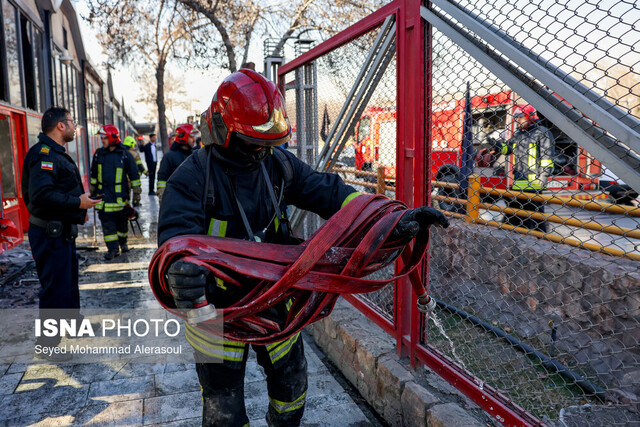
[
  {"left": 513, "top": 104, "right": 539, "bottom": 123},
  {"left": 97, "top": 124, "right": 121, "bottom": 145},
  {"left": 174, "top": 123, "right": 196, "bottom": 145},
  {"left": 122, "top": 136, "right": 136, "bottom": 148},
  {"left": 200, "top": 69, "right": 291, "bottom": 148}
]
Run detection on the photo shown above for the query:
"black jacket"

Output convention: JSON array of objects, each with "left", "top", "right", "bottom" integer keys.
[
  {"left": 157, "top": 143, "right": 193, "bottom": 190},
  {"left": 142, "top": 141, "right": 157, "bottom": 166},
  {"left": 21, "top": 133, "right": 86, "bottom": 224},
  {"left": 158, "top": 146, "right": 358, "bottom": 246},
  {"left": 89, "top": 144, "right": 141, "bottom": 212}
]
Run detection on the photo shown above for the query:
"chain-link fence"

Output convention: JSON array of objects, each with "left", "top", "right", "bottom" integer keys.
[
  {"left": 280, "top": 0, "right": 640, "bottom": 424},
  {"left": 281, "top": 18, "right": 399, "bottom": 322},
  {"left": 424, "top": 0, "right": 640, "bottom": 424}
]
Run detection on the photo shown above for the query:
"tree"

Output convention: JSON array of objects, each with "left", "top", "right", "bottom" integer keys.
[
  {"left": 177, "top": 0, "right": 386, "bottom": 73},
  {"left": 136, "top": 71, "right": 192, "bottom": 127},
  {"left": 84, "top": 0, "right": 207, "bottom": 152}
]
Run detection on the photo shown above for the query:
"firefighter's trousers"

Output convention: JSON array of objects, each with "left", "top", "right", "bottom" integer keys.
[
  {"left": 98, "top": 210, "right": 129, "bottom": 252},
  {"left": 192, "top": 330, "right": 308, "bottom": 427}
]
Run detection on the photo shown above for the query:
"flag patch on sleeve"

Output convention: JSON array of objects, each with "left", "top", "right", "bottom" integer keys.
[{"left": 41, "top": 161, "right": 53, "bottom": 171}]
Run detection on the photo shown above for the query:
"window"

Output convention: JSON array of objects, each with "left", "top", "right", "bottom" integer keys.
[
  {"left": 357, "top": 116, "right": 371, "bottom": 143},
  {"left": 62, "top": 27, "right": 68, "bottom": 49},
  {"left": 26, "top": 114, "right": 40, "bottom": 147},
  {"left": 33, "top": 28, "right": 42, "bottom": 111},
  {"left": 0, "top": 115, "right": 18, "bottom": 203},
  {"left": 3, "top": 1, "right": 22, "bottom": 106},
  {"left": 20, "top": 14, "right": 37, "bottom": 110}
]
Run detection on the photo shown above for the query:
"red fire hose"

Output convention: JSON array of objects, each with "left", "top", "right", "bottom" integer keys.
[{"left": 148, "top": 194, "right": 434, "bottom": 345}]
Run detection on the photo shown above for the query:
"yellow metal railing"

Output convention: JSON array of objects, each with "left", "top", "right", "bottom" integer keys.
[
  {"left": 436, "top": 174, "right": 640, "bottom": 262},
  {"left": 332, "top": 169, "right": 639, "bottom": 260}
]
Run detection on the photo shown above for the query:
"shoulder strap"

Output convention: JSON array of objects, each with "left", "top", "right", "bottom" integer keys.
[
  {"left": 272, "top": 147, "right": 294, "bottom": 189},
  {"left": 198, "top": 147, "right": 215, "bottom": 214}
]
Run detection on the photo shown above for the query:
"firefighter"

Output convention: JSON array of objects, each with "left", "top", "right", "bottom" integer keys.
[
  {"left": 156, "top": 123, "right": 196, "bottom": 201},
  {"left": 90, "top": 125, "right": 142, "bottom": 260},
  {"left": 157, "top": 69, "right": 447, "bottom": 426},
  {"left": 123, "top": 135, "right": 147, "bottom": 206},
  {"left": 497, "top": 105, "right": 554, "bottom": 232},
  {"left": 22, "top": 107, "right": 101, "bottom": 361}
]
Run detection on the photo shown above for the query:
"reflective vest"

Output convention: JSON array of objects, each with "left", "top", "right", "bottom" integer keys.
[{"left": 502, "top": 121, "right": 555, "bottom": 191}]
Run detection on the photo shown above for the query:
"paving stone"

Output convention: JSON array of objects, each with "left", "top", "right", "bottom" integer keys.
[
  {"left": 74, "top": 399, "right": 143, "bottom": 426},
  {"left": 1, "top": 383, "right": 89, "bottom": 417},
  {"left": 427, "top": 402, "right": 484, "bottom": 427},
  {"left": 88, "top": 375, "right": 155, "bottom": 403},
  {"left": 400, "top": 381, "right": 440, "bottom": 427},
  {"left": 301, "top": 400, "right": 370, "bottom": 425},
  {"left": 152, "top": 417, "right": 202, "bottom": 426},
  {"left": 3, "top": 414, "right": 76, "bottom": 426},
  {"left": 155, "top": 369, "right": 200, "bottom": 396},
  {"left": 0, "top": 372, "right": 22, "bottom": 395},
  {"left": 18, "top": 363, "right": 83, "bottom": 391},
  {"left": 114, "top": 361, "right": 167, "bottom": 378},
  {"left": 142, "top": 391, "right": 202, "bottom": 424}
]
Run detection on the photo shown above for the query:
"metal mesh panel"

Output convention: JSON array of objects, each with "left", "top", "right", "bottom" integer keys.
[
  {"left": 424, "top": 1, "right": 640, "bottom": 423},
  {"left": 281, "top": 21, "right": 398, "bottom": 321}
]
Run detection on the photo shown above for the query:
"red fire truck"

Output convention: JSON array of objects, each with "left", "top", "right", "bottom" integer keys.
[{"left": 353, "top": 91, "right": 602, "bottom": 195}]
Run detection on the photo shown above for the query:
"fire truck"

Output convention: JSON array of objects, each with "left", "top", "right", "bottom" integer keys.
[{"left": 353, "top": 91, "right": 602, "bottom": 196}]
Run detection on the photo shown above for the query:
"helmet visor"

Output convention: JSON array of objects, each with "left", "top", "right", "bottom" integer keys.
[{"left": 236, "top": 129, "right": 291, "bottom": 147}]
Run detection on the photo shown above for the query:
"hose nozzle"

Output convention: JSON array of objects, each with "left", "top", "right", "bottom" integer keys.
[
  {"left": 187, "top": 296, "right": 218, "bottom": 325},
  {"left": 417, "top": 294, "right": 436, "bottom": 313}
]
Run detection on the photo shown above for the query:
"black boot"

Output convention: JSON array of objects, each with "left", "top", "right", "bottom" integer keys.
[
  {"left": 104, "top": 249, "right": 120, "bottom": 260},
  {"left": 120, "top": 239, "right": 130, "bottom": 253}
]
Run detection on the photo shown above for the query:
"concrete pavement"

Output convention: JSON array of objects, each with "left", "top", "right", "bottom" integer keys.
[{"left": 0, "top": 174, "right": 382, "bottom": 426}]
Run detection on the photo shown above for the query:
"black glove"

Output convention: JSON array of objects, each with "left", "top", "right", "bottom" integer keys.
[
  {"left": 391, "top": 206, "right": 450, "bottom": 242},
  {"left": 486, "top": 137, "right": 502, "bottom": 154},
  {"left": 167, "top": 260, "right": 209, "bottom": 309}
]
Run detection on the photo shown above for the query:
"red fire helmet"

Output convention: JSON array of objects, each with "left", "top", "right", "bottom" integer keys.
[
  {"left": 97, "top": 124, "right": 121, "bottom": 145},
  {"left": 174, "top": 123, "right": 196, "bottom": 145},
  {"left": 513, "top": 104, "right": 539, "bottom": 123},
  {"left": 200, "top": 69, "right": 291, "bottom": 148}
]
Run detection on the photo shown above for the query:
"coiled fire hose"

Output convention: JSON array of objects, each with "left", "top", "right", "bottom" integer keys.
[{"left": 149, "top": 194, "right": 436, "bottom": 345}]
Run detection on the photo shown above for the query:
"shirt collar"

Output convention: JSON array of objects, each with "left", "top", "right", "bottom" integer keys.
[{"left": 38, "top": 133, "right": 66, "bottom": 153}]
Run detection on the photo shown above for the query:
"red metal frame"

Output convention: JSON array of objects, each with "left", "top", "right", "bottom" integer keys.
[{"left": 278, "top": 1, "right": 542, "bottom": 424}]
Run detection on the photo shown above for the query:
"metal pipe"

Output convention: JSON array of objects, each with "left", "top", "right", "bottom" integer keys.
[{"left": 430, "top": 296, "right": 607, "bottom": 402}]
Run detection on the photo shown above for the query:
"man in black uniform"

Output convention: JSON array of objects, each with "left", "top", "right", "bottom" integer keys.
[
  {"left": 90, "top": 125, "right": 141, "bottom": 260},
  {"left": 22, "top": 107, "right": 100, "bottom": 361},
  {"left": 158, "top": 69, "right": 447, "bottom": 426},
  {"left": 156, "top": 123, "right": 196, "bottom": 201},
  {"left": 143, "top": 133, "right": 158, "bottom": 195}
]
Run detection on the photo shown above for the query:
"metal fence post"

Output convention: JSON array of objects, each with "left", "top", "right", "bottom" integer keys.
[{"left": 467, "top": 174, "right": 481, "bottom": 222}]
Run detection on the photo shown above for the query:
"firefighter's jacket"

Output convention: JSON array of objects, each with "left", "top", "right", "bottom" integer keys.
[
  {"left": 128, "top": 147, "right": 146, "bottom": 175},
  {"left": 158, "top": 146, "right": 358, "bottom": 245},
  {"left": 90, "top": 144, "right": 141, "bottom": 212},
  {"left": 501, "top": 120, "right": 555, "bottom": 191},
  {"left": 157, "top": 143, "right": 193, "bottom": 191}
]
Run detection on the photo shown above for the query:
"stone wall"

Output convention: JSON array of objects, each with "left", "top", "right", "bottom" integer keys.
[
  {"left": 428, "top": 220, "right": 640, "bottom": 392},
  {"left": 307, "top": 299, "right": 496, "bottom": 427}
]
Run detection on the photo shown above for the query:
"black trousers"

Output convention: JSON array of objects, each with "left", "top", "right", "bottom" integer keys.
[
  {"left": 147, "top": 162, "right": 157, "bottom": 194},
  {"left": 28, "top": 224, "right": 79, "bottom": 346},
  {"left": 194, "top": 336, "right": 308, "bottom": 427},
  {"left": 504, "top": 189, "right": 547, "bottom": 233},
  {"left": 98, "top": 210, "right": 128, "bottom": 251}
]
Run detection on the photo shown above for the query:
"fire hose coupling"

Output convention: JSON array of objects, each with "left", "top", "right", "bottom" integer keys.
[
  {"left": 417, "top": 293, "right": 436, "bottom": 313},
  {"left": 187, "top": 296, "right": 217, "bottom": 325}
]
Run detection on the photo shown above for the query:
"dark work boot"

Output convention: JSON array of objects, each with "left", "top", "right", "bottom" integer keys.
[
  {"left": 120, "top": 242, "right": 130, "bottom": 253},
  {"left": 104, "top": 249, "right": 120, "bottom": 260}
]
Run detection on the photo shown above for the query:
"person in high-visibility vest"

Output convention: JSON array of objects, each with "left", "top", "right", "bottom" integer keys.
[
  {"left": 90, "top": 125, "right": 141, "bottom": 260},
  {"left": 122, "top": 136, "right": 147, "bottom": 206},
  {"left": 157, "top": 69, "right": 446, "bottom": 426},
  {"left": 499, "top": 105, "right": 555, "bottom": 232}
]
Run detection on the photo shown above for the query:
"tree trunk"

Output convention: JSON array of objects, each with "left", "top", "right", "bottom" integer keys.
[{"left": 156, "top": 61, "right": 169, "bottom": 153}]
